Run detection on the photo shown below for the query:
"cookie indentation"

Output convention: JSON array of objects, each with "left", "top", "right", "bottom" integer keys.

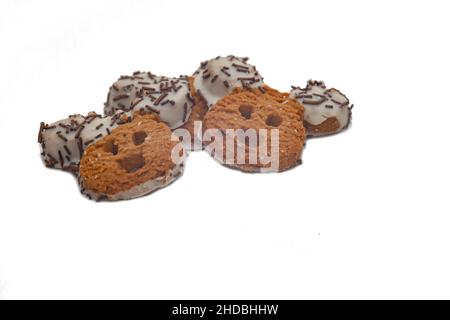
[
  {"left": 265, "top": 114, "right": 282, "bottom": 127},
  {"left": 133, "top": 131, "right": 148, "bottom": 145},
  {"left": 104, "top": 140, "right": 119, "bottom": 155},
  {"left": 239, "top": 104, "right": 254, "bottom": 119},
  {"left": 118, "top": 153, "right": 145, "bottom": 173}
]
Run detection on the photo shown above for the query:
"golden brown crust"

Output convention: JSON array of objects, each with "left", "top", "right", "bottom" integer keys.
[
  {"left": 79, "top": 114, "right": 180, "bottom": 197},
  {"left": 203, "top": 87, "right": 306, "bottom": 172},
  {"left": 231, "top": 84, "right": 290, "bottom": 101}
]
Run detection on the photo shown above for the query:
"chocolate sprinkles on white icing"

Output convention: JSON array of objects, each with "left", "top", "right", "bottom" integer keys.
[
  {"left": 38, "top": 110, "right": 131, "bottom": 171},
  {"left": 193, "top": 55, "right": 264, "bottom": 107},
  {"left": 104, "top": 72, "right": 194, "bottom": 129},
  {"left": 289, "top": 80, "right": 353, "bottom": 136}
]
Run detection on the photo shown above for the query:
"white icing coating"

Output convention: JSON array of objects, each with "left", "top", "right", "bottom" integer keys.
[
  {"left": 193, "top": 55, "right": 264, "bottom": 107},
  {"left": 79, "top": 161, "right": 185, "bottom": 201},
  {"left": 289, "top": 80, "right": 352, "bottom": 136},
  {"left": 38, "top": 110, "right": 131, "bottom": 170},
  {"left": 104, "top": 72, "right": 194, "bottom": 129}
]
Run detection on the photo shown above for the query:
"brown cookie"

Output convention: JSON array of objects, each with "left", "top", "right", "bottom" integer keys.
[
  {"left": 79, "top": 114, "right": 185, "bottom": 201},
  {"left": 38, "top": 111, "right": 131, "bottom": 172},
  {"left": 203, "top": 87, "right": 306, "bottom": 172}
]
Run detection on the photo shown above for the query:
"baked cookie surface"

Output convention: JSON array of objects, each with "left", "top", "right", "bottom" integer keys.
[
  {"left": 203, "top": 87, "right": 306, "bottom": 172},
  {"left": 79, "top": 114, "right": 185, "bottom": 201}
]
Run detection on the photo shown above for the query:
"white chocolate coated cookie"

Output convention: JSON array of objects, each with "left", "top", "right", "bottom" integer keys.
[
  {"left": 38, "top": 111, "right": 131, "bottom": 171},
  {"left": 193, "top": 55, "right": 264, "bottom": 107},
  {"left": 78, "top": 114, "right": 186, "bottom": 201},
  {"left": 289, "top": 80, "right": 352, "bottom": 136},
  {"left": 104, "top": 72, "right": 194, "bottom": 129}
]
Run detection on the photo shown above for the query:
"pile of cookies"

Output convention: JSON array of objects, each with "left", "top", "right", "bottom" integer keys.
[{"left": 38, "top": 55, "right": 353, "bottom": 201}]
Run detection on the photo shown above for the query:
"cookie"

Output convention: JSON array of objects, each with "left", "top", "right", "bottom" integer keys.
[
  {"left": 289, "top": 80, "right": 352, "bottom": 136},
  {"left": 104, "top": 72, "right": 195, "bottom": 129},
  {"left": 104, "top": 71, "right": 161, "bottom": 115},
  {"left": 193, "top": 55, "right": 264, "bottom": 108},
  {"left": 79, "top": 114, "right": 185, "bottom": 201},
  {"left": 38, "top": 110, "right": 131, "bottom": 171},
  {"left": 203, "top": 87, "right": 306, "bottom": 172}
]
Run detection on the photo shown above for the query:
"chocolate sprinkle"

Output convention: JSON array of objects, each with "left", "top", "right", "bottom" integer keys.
[
  {"left": 47, "top": 153, "right": 57, "bottom": 163},
  {"left": 232, "top": 63, "right": 249, "bottom": 70},
  {"left": 331, "top": 98, "right": 343, "bottom": 105},
  {"left": 221, "top": 68, "right": 231, "bottom": 77},
  {"left": 75, "top": 125, "right": 85, "bottom": 139},
  {"left": 154, "top": 93, "right": 168, "bottom": 106},
  {"left": 63, "top": 145, "right": 72, "bottom": 155},
  {"left": 58, "top": 150, "right": 64, "bottom": 167},
  {"left": 183, "top": 103, "right": 188, "bottom": 122},
  {"left": 57, "top": 133, "right": 68, "bottom": 142},
  {"left": 78, "top": 138, "right": 84, "bottom": 157},
  {"left": 237, "top": 77, "right": 256, "bottom": 81},
  {"left": 38, "top": 122, "right": 45, "bottom": 143},
  {"left": 113, "top": 94, "right": 129, "bottom": 102},
  {"left": 145, "top": 105, "right": 161, "bottom": 114}
]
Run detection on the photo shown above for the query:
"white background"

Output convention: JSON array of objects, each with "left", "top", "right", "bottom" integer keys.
[{"left": 0, "top": 0, "right": 449, "bottom": 299}]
